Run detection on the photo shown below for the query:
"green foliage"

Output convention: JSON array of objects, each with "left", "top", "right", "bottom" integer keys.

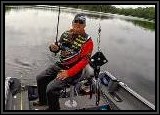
[
  {"left": 116, "top": 7, "right": 155, "bottom": 21},
  {"left": 62, "top": 5, "right": 155, "bottom": 21},
  {"left": 6, "top": 5, "right": 154, "bottom": 20},
  {"left": 5, "top": 5, "right": 12, "bottom": 12}
]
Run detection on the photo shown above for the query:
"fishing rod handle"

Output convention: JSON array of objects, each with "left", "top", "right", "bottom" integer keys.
[{"left": 54, "top": 42, "right": 58, "bottom": 56}]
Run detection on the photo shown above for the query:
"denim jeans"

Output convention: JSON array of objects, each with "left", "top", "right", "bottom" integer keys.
[{"left": 36, "top": 62, "right": 82, "bottom": 110}]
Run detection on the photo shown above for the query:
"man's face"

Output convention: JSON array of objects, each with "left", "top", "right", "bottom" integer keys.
[{"left": 72, "top": 20, "right": 85, "bottom": 34}]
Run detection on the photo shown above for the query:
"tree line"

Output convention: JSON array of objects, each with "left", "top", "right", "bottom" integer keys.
[
  {"left": 60, "top": 5, "right": 155, "bottom": 21},
  {"left": 5, "top": 5, "right": 155, "bottom": 21}
]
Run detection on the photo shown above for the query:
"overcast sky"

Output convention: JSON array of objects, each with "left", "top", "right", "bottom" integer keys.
[{"left": 112, "top": 5, "right": 155, "bottom": 9}]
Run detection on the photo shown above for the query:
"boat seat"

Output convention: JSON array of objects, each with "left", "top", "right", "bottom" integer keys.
[{"left": 63, "top": 64, "right": 94, "bottom": 108}]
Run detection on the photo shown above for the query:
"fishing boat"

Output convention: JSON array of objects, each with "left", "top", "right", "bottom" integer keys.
[
  {"left": 4, "top": 5, "right": 155, "bottom": 111},
  {"left": 5, "top": 52, "right": 155, "bottom": 110}
]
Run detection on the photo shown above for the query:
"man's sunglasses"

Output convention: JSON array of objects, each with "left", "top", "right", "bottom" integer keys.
[{"left": 74, "top": 20, "right": 84, "bottom": 24}]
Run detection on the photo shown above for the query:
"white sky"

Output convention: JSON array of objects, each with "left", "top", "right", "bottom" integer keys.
[{"left": 112, "top": 5, "right": 155, "bottom": 9}]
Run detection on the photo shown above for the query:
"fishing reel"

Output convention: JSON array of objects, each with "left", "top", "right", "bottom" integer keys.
[{"left": 49, "top": 42, "right": 60, "bottom": 56}]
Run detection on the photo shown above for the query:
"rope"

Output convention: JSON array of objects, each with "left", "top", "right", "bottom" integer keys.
[
  {"left": 95, "top": 5, "right": 103, "bottom": 106},
  {"left": 97, "top": 5, "right": 102, "bottom": 52},
  {"left": 97, "top": 24, "right": 101, "bottom": 51}
]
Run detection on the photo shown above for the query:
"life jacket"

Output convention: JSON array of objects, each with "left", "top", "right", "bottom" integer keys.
[{"left": 59, "top": 30, "right": 91, "bottom": 67}]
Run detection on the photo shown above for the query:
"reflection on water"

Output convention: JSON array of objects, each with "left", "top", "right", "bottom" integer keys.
[
  {"left": 5, "top": 6, "right": 155, "bottom": 105},
  {"left": 126, "top": 19, "right": 155, "bottom": 31}
]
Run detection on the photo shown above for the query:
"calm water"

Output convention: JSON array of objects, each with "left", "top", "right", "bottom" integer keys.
[{"left": 5, "top": 6, "right": 155, "bottom": 105}]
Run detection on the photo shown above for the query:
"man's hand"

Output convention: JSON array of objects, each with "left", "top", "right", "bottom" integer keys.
[
  {"left": 56, "top": 70, "right": 69, "bottom": 80},
  {"left": 49, "top": 43, "right": 59, "bottom": 52}
]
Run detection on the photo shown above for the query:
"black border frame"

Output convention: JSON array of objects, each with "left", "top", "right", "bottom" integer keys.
[{"left": 1, "top": 0, "right": 159, "bottom": 114}]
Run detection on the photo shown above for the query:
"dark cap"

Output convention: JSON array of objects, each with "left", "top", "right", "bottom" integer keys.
[{"left": 72, "top": 13, "right": 86, "bottom": 25}]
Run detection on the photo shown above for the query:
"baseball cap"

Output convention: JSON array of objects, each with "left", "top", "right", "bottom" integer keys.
[{"left": 72, "top": 13, "right": 86, "bottom": 25}]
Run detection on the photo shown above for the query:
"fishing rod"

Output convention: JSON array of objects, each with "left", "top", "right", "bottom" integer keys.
[{"left": 55, "top": 6, "right": 61, "bottom": 56}]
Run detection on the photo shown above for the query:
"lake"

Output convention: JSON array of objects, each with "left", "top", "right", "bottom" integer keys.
[{"left": 5, "top": 6, "right": 155, "bottom": 105}]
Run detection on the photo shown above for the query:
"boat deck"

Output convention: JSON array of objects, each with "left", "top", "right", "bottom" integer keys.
[
  {"left": 12, "top": 86, "right": 111, "bottom": 110},
  {"left": 5, "top": 71, "right": 155, "bottom": 110}
]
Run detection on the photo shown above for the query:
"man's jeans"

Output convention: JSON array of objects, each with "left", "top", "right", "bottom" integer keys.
[{"left": 36, "top": 62, "right": 82, "bottom": 110}]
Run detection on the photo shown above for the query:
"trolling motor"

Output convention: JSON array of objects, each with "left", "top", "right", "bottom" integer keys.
[
  {"left": 90, "top": 51, "right": 108, "bottom": 105},
  {"left": 89, "top": 5, "right": 108, "bottom": 105}
]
